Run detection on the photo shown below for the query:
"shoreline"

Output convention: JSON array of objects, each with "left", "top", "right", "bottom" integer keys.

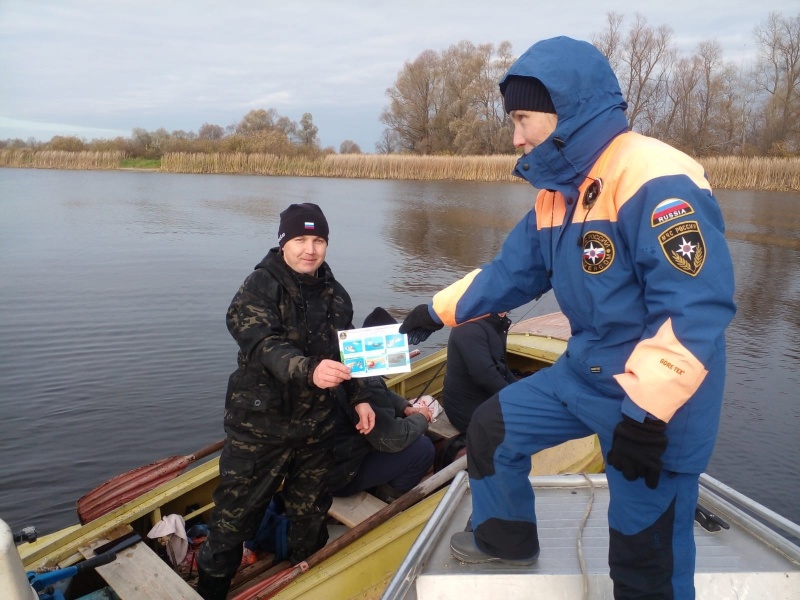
[{"left": 2, "top": 150, "right": 800, "bottom": 192}]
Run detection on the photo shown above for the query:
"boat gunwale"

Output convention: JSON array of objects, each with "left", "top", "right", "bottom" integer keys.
[
  {"left": 698, "top": 477, "right": 800, "bottom": 565},
  {"left": 382, "top": 471, "right": 471, "bottom": 600}
]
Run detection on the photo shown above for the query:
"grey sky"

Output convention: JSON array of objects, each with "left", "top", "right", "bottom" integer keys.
[{"left": 1, "top": 1, "right": 796, "bottom": 151}]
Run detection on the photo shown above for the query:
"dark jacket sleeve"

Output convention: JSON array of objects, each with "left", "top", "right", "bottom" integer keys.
[
  {"left": 362, "top": 377, "right": 428, "bottom": 453},
  {"left": 450, "top": 321, "right": 517, "bottom": 397}
]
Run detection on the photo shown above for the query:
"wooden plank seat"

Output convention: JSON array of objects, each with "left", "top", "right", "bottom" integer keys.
[
  {"left": 79, "top": 525, "right": 201, "bottom": 599},
  {"left": 427, "top": 409, "right": 460, "bottom": 441},
  {"left": 328, "top": 491, "right": 387, "bottom": 528}
]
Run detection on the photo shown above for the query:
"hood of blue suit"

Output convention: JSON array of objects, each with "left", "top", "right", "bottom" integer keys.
[{"left": 500, "top": 36, "right": 629, "bottom": 200}]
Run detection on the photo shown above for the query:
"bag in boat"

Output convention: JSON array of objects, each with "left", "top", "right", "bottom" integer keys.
[
  {"left": 245, "top": 492, "right": 289, "bottom": 562},
  {"left": 413, "top": 394, "right": 443, "bottom": 421}
]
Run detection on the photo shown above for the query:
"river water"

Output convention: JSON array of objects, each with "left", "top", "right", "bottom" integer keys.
[{"left": 0, "top": 168, "right": 798, "bottom": 535}]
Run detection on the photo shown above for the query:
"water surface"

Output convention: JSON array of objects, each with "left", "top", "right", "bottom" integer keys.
[{"left": 0, "top": 168, "right": 797, "bottom": 534}]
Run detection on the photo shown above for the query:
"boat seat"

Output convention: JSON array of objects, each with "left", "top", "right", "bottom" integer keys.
[
  {"left": 329, "top": 491, "right": 387, "bottom": 528},
  {"left": 79, "top": 525, "right": 201, "bottom": 599},
  {"left": 427, "top": 410, "right": 460, "bottom": 441},
  {"left": 325, "top": 411, "right": 459, "bottom": 530}
]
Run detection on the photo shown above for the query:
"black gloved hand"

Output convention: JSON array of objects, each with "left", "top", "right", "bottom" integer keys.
[
  {"left": 606, "top": 414, "right": 668, "bottom": 490},
  {"left": 399, "top": 304, "right": 443, "bottom": 345}
]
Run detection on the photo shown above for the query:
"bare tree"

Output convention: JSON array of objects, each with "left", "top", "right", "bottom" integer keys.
[
  {"left": 381, "top": 50, "right": 441, "bottom": 153},
  {"left": 375, "top": 129, "right": 400, "bottom": 154},
  {"left": 130, "top": 127, "right": 154, "bottom": 156},
  {"left": 752, "top": 11, "right": 800, "bottom": 153},
  {"left": 449, "top": 42, "right": 515, "bottom": 154},
  {"left": 198, "top": 123, "right": 224, "bottom": 140},
  {"left": 339, "top": 140, "right": 361, "bottom": 154},
  {"left": 297, "top": 113, "right": 319, "bottom": 147},
  {"left": 381, "top": 42, "right": 516, "bottom": 155},
  {"left": 436, "top": 41, "right": 485, "bottom": 153},
  {"left": 236, "top": 109, "right": 278, "bottom": 135},
  {"left": 592, "top": 12, "right": 625, "bottom": 74},
  {"left": 47, "top": 135, "right": 88, "bottom": 152},
  {"left": 598, "top": 13, "right": 675, "bottom": 132},
  {"left": 275, "top": 116, "right": 298, "bottom": 142},
  {"left": 660, "top": 53, "right": 702, "bottom": 147},
  {"left": 650, "top": 39, "right": 744, "bottom": 155}
]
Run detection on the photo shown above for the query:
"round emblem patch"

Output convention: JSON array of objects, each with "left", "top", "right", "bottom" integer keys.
[{"left": 582, "top": 231, "right": 615, "bottom": 274}]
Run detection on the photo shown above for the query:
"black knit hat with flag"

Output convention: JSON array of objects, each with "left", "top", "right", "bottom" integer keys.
[
  {"left": 501, "top": 76, "right": 556, "bottom": 115},
  {"left": 278, "top": 203, "right": 329, "bottom": 248}
]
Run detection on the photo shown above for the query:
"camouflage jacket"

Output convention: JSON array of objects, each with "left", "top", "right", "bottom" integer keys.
[{"left": 224, "top": 248, "right": 369, "bottom": 442}]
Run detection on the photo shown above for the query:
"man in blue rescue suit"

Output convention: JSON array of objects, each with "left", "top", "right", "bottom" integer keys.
[
  {"left": 399, "top": 37, "right": 736, "bottom": 599},
  {"left": 196, "top": 203, "right": 375, "bottom": 600}
]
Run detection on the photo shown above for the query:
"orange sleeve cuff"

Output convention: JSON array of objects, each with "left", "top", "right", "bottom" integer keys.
[
  {"left": 613, "top": 318, "right": 708, "bottom": 422},
  {"left": 432, "top": 269, "right": 482, "bottom": 327}
]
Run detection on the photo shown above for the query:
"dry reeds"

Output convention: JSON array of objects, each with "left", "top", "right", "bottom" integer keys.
[
  {"left": 160, "top": 152, "right": 522, "bottom": 182},
  {"left": 0, "top": 149, "right": 126, "bottom": 170},
  {"left": 701, "top": 156, "right": 800, "bottom": 192},
  {"left": 161, "top": 152, "right": 800, "bottom": 190},
  {"left": 3, "top": 149, "right": 800, "bottom": 191}
]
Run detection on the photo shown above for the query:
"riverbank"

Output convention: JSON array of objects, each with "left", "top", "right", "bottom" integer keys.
[{"left": 2, "top": 149, "right": 799, "bottom": 191}]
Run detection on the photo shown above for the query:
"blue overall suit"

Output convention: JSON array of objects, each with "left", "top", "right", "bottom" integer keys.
[{"left": 420, "top": 37, "right": 736, "bottom": 599}]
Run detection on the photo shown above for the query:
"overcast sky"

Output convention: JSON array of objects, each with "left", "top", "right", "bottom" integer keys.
[{"left": 1, "top": 1, "right": 797, "bottom": 152}]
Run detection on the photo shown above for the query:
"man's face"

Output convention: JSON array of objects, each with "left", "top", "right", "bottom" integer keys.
[
  {"left": 282, "top": 235, "right": 327, "bottom": 274},
  {"left": 510, "top": 110, "right": 558, "bottom": 154}
]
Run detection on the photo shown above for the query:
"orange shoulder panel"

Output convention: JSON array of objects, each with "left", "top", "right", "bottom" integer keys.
[{"left": 591, "top": 133, "right": 711, "bottom": 219}]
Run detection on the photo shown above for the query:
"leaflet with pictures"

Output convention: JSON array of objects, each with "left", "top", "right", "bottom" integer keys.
[{"left": 337, "top": 324, "right": 411, "bottom": 378}]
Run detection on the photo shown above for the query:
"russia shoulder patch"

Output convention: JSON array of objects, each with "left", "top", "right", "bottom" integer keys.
[
  {"left": 651, "top": 198, "right": 694, "bottom": 227},
  {"left": 658, "top": 221, "right": 706, "bottom": 276}
]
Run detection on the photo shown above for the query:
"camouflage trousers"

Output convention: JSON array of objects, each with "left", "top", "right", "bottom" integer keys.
[{"left": 197, "top": 428, "right": 334, "bottom": 577}]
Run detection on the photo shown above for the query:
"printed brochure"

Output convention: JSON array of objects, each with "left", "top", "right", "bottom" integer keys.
[{"left": 337, "top": 324, "right": 411, "bottom": 377}]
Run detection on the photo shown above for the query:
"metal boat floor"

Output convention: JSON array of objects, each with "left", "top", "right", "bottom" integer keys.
[{"left": 384, "top": 473, "right": 800, "bottom": 599}]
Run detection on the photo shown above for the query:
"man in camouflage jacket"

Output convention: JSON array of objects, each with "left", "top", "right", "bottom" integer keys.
[{"left": 196, "top": 203, "right": 374, "bottom": 600}]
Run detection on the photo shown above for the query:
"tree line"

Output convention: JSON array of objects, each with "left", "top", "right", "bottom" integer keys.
[
  {"left": 0, "top": 109, "right": 361, "bottom": 158},
  {"left": 1, "top": 11, "right": 797, "bottom": 158},
  {"left": 380, "top": 11, "right": 799, "bottom": 157}
]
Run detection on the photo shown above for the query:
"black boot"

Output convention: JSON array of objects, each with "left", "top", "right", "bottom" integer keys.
[
  {"left": 450, "top": 531, "right": 539, "bottom": 566},
  {"left": 196, "top": 568, "right": 233, "bottom": 600},
  {"left": 371, "top": 483, "right": 403, "bottom": 503}
]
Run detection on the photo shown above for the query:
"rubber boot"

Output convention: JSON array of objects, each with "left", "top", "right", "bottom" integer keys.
[{"left": 196, "top": 567, "right": 233, "bottom": 600}]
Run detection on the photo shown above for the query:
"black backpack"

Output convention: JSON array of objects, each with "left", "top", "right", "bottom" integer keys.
[{"left": 434, "top": 433, "right": 467, "bottom": 472}]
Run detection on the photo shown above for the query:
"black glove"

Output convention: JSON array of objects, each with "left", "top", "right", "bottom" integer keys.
[
  {"left": 399, "top": 304, "right": 443, "bottom": 345},
  {"left": 606, "top": 415, "right": 668, "bottom": 490}
]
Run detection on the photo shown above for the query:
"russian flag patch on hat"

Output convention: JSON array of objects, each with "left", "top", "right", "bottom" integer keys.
[{"left": 304, "top": 221, "right": 315, "bottom": 229}]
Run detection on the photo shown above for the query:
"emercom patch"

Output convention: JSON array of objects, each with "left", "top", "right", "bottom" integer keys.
[
  {"left": 658, "top": 221, "right": 706, "bottom": 276},
  {"left": 582, "top": 231, "right": 615, "bottom": 274},
  {"left": 651, "top": 198, "right": 694, "bottom": 227}
]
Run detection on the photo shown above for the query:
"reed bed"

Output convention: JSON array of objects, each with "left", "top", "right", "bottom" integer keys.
[
  {"left": 162, "top": 152, "right": 800, "bottom": 191},
  {"left": 161, "top": 152, "right": 522, "bottom": 182},
  {"left": 701, "top": 156, "right": 800, "bottom": 193},
  {"left": 3, "top": 150, "right": 800, "bottom": 191},
  {"left": 0, "top": 149, "right": 126, "bottom": 170}
]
